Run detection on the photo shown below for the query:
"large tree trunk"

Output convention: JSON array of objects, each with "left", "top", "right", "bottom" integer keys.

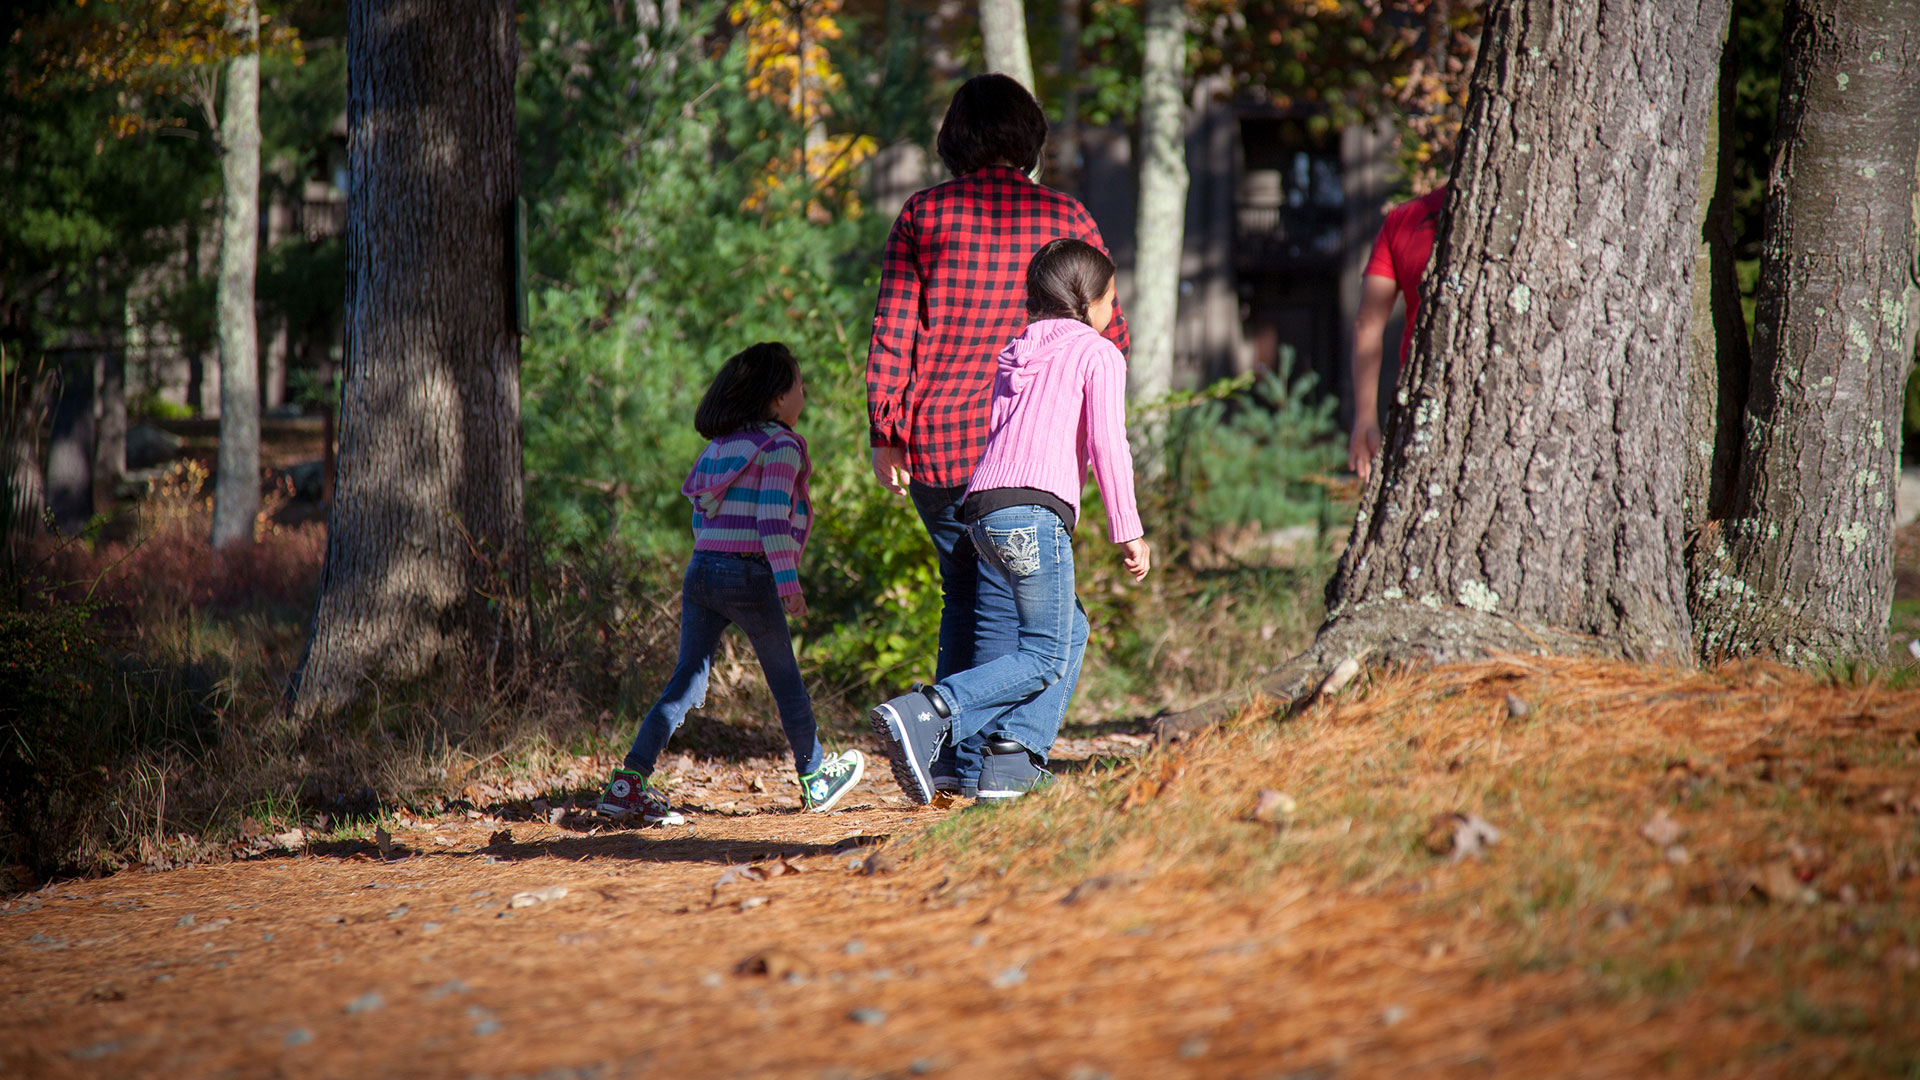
[
  {"left": 978, "top": 0, "right": 1033, "bottom": 90},
  {"left": 1128, "top": 0, "right": 1186, "bottom": 458},
  {"left": 288, "top": 0, "right": 529, "bottom": 722},
  {"left": 1691, "top": 0, "right": 1920, "bottom": 663},
  {"left": 1159, "top": 0, "right": 1729, "bottom": 737},
  {"left": 209, "top": 0, "right": 262, "bottom": 551}
]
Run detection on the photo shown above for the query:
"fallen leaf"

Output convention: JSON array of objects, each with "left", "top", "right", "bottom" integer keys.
[
  {"left": 1424, "top": 812, "right": 1501, "bottom": 862},
  {"left": 737, "top": 896, "right": 769, "bottom": 911},
  {"left": 1318, "top": 657, "right": 1361, "bottom": 697},
  {"left": 270, "top": 829, "right": 307, "bottom": 851},
  {"left": 861, "top": 849, "right": 901, "bottom": 876},
  {"left": 1250, "top": 789, "right": 1297, "bottom": 825},
  {"left": 487, "top": 828, "right": 514, "bottom": 849},
  {"left": 1119, "top": 758, "right": 1185, "bottom": 812},
  {"left": 1061, "top": 871, "right": 1143, "bottom": 906},
  {"left": 508, "top": 886, "right": 568, "bottom": 909},
  {"left": 374, "top": 827, "right": 394, "bottom": 861},
  {"left": 1749, "top": 860, "right": 1816, "bottom": 905},
  {"left": 736, "top": 948, "right": 812, "bottom": 979},
  {"left": 1639, "top": 809, "right": 1686, "bottom": 849},
  {"left": 714, "top": 864, "right": 769, "bottom": 890},
  {"left": 1504, "top": 692, "right": 1529, "bottom": 719}
]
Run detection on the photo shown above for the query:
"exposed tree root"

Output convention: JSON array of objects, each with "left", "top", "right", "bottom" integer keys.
[{"left": 1152, "top": 601, "right": 1618, "bottom": 741}]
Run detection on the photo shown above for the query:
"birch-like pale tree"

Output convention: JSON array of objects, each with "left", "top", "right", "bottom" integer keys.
[
  {"left": 208, "top": 0, "right": 262, "bottom": 550},
  {"left": 1128, "top": 0, "right": 1187, "bottom": 456},
  {"left": 979, "top": 0, "right": 1033, "bottom": 90}
]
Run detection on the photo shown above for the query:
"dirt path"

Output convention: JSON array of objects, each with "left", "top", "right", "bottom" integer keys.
[{"left": 0, "top": 727, "right": 1866, "bottom": 1080}]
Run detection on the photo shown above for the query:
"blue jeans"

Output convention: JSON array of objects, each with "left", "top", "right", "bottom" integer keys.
[
  {"left": 624, "top": 552, "right": 822, "bottom": 777},
  {"left": 931, "top": 505, "right": 1089, "bottom": 757}
]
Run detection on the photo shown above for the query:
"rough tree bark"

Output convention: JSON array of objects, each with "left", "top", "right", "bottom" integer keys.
[
  {"left": 209, "top": 0, "right": 262, "bottom": 550},
  {"left": 978, "top": 0, "right": 1033, "bottom": 91},
  {"left": 1160, "top": 0, "right": 1729, "bottom": 736},
  {"left": 287, "top": 0, "right": 530, "bottom": 721},
  {"left": 1691, "top": 0, "right": 1920, "bottom": 663},
  {"left": 1128, "top": 0, "right": 1186, "bottom": 457}
]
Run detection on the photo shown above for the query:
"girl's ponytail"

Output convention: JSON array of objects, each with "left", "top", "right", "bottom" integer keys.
[
  {"left": 1025, "top": 238, "right": 1116, "bottom": 325},
  {"left": 695, "top": 343, "right": 800, "bottom": 439}
]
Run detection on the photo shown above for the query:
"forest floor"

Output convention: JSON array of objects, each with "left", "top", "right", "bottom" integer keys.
[{"left": 4, "top": 658, "right": 1919, "bottom": 1080}]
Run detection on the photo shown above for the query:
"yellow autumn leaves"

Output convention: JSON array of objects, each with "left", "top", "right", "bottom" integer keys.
[{"left": 730, "top": 0, "right": 874, "bottom": 216}]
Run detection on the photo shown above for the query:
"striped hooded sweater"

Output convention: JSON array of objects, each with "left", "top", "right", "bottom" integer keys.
[{"left": 683, "top": 422, "right": 813, "bottom": 597}]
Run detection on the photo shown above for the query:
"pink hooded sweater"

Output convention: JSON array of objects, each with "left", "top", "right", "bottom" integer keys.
[{"left": 965, "top": 318, "right": 1143, "bottom": 543}]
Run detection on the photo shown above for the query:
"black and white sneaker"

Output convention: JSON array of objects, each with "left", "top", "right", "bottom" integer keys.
[
  {"left": 869, "top": 688, "right": 952, "bottom": 805},
  {"left": 976, "top": 738, "right": 1053, "bottom": 801}
]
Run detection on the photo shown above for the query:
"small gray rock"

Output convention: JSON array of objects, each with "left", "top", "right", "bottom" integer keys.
[
  {"left": 848, "top": 1007, "right": 886, "bottom": 1026},
  {"left": 344, "top": 991, "right": 384, "bottom": 1015}
]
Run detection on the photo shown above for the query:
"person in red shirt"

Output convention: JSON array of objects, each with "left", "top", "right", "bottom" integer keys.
[
  {"left": 1347, "top": 183, "right": 1448, "bottom": 482},
  {"left": 866, "top": 73, "right": 1128, "bottom": 796}
]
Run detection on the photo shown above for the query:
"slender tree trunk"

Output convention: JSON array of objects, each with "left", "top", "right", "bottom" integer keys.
[
  {"left": 1692, "top": 0, "right": 1920, "bottom": 663},
  {"left": 92, "top": 346, "right": 126, "bottom": 505},
  {"left": 1129, "top": 0, "right": 1186, "bottom": 459},
  {"left": 1052, "top": 0, "right": 1082, "bottom": 192},
  {"left": 1159, "top": 0, "right": 1729, "bottom": 737},
  {"left": 46, "top": 355, "right": 93, "bottom": 535},
  {"left": 978, "top": 0, "right": 1033, "bottom": 90},
  {"left": 288, "top": 0, "right": 529, "bottom": 722},
  {"left": 210, "top": 0, "right": 262, "bottom": 550},
  {"left": 2, "top": 356, "right": 49, "bottom": 573}
]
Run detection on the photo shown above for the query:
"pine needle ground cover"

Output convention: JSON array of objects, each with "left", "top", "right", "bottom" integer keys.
[{"left": 3, "top": 658, "right": 1915, "bottom": 1078}]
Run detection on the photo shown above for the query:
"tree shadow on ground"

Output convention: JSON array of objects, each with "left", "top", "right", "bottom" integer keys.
[{"left": 302, "top": 829, "right": 887, "bottom": 867}]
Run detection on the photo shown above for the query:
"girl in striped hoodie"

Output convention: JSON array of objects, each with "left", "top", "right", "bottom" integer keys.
[
  {"left": 871, "top": 239, "right": 1152, "bottom": 804},
  {"left": 598, "top": 343, "right": 865, "bottom": 824}
]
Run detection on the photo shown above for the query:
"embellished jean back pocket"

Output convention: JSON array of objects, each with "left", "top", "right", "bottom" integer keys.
[{"left": 983, "top": 524, "right": 1043, "bottom": 577}]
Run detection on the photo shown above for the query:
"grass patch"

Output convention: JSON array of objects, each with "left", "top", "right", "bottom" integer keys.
[{"left": 914, "top": 657, "right": 1920, "bottom": 1070}]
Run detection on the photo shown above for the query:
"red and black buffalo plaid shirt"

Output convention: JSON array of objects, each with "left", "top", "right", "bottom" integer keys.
[{"left": 866, "top": 165, "right": 1129, "bottom": 490}]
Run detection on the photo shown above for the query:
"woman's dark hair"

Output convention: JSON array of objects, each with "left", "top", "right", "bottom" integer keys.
[
  {"left": 1025, "top": 238, "right": 1116, "bottom": 324},
  {"left": 936, "top": 74, "right": 1048, "bottom": 176},
  {"left": 695, "top": 342, "right": 800, "bottom": 439}
]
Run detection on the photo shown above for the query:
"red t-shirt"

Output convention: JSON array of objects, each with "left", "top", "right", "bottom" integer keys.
[{"left": 1362, "top": 185, "right": 1448, "bottom": 361}]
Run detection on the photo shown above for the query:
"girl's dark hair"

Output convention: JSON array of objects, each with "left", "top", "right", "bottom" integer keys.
[
  {"left": 936, "top": 74, "right": 1048, "bottom": 176},
  {"left": 1025, "top": 238, "right": 1116, "bottom": 323},
  {"left": 695, "top": 342, "right": 799, "bottom": 439}
]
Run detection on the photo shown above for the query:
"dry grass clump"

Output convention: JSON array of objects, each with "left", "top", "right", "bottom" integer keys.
[{"left": 917, "top": 656, "right": 1920, "bottom": 1071}]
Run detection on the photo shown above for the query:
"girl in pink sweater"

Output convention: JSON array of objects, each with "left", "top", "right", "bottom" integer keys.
[{"left": 871, "top": 239, "right": 1151, "bottom": 803}]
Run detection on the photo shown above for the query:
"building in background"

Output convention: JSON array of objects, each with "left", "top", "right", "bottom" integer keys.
[{"left": 869, "top": 95, "right": 1411, "bottom": 433}]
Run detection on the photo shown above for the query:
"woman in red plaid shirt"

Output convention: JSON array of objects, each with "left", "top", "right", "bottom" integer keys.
[{"left": 865, "top": 74, "right": 1128, "bottom": 798}]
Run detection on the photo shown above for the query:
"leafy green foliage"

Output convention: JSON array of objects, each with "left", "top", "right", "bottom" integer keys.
[
  {"left": 517, "top": 2, "right": 940, "bottom": 689},
  {"left": 1159, "top": 364, "right": 1345, "bottom": 540}
]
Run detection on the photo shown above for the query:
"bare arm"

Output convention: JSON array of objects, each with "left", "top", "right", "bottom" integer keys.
[{"left": 1347, "top": 274, "right": 1400, "bottom": 483}]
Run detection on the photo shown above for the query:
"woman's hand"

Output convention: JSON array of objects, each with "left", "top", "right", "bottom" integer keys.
[
  {"left": 782, "top": 593, "right": 808, "bottom": 618},
  {"left": 1119, "top": 537, "right": 1151, "bottom": 582},
  {"left": 1347, "top": 421, "right": 1382, "bottom": 484},
  {"left": 871, "top": 446, "right": 911, "bottom": 497}
]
